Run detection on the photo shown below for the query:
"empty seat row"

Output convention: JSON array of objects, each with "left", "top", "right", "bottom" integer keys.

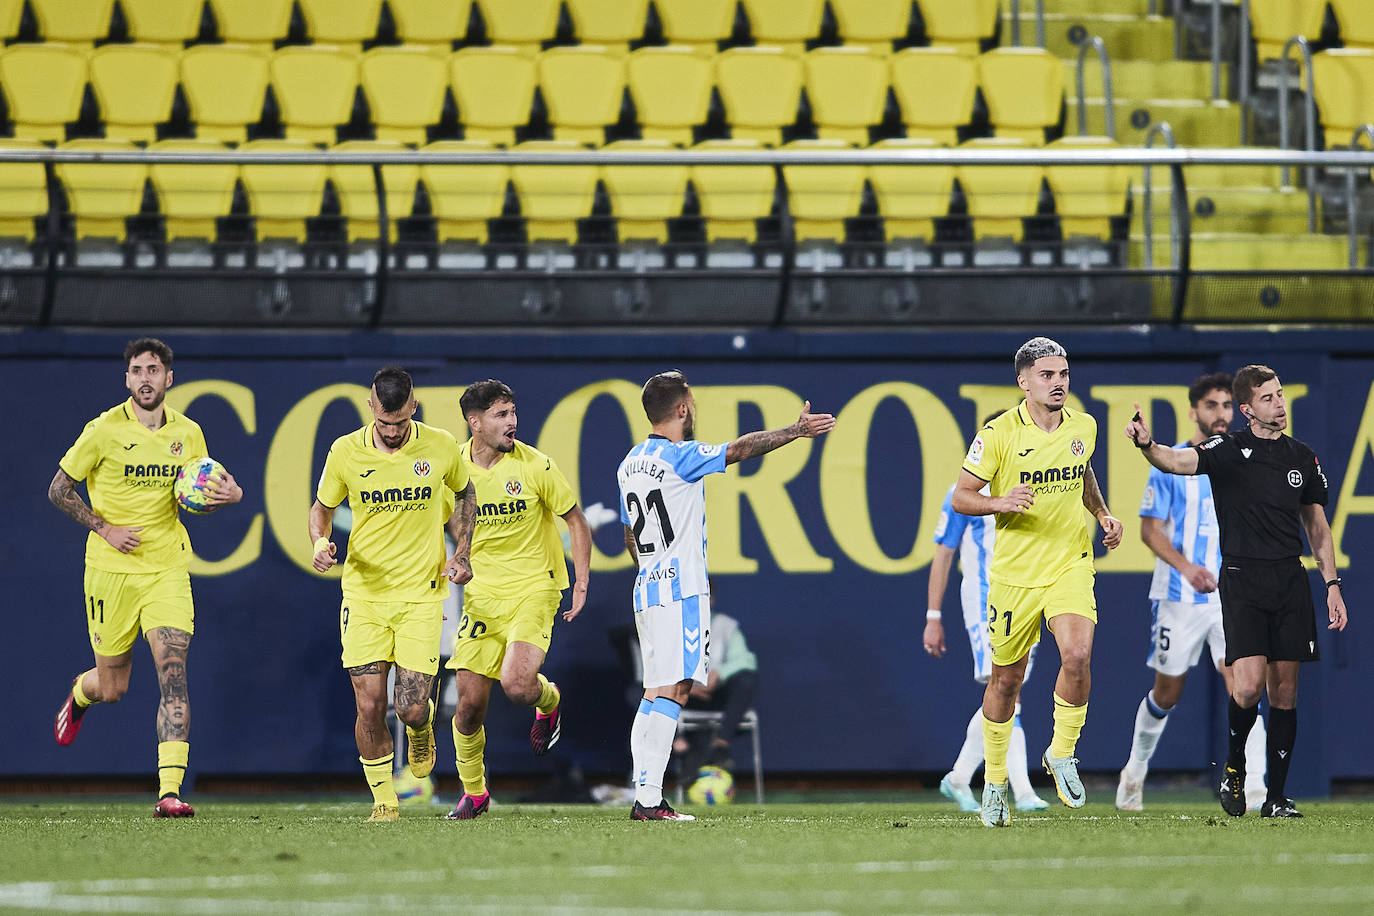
[
  {"left": 4, "top": 0, "right": 1000, "bottom": 56},
  {"left": 1249, "top": 0, "right": 1374, "bottom": 61},
  {"left": 0, "top": 43, "right": 1065, "bottom": 150},
  {"left": 0, "top": 136, "right": 1131, "bottom": 248}
]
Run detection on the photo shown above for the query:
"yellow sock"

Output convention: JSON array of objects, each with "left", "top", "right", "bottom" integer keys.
[
  {"left": 1050, "top": 693, "right": 1088, "bottom": 759},
  {"left": 405, "top": 699, "right": 435, "bottom": 740},
  {"left": 157, "top": 741, "right": 189, "bottom": 798},
  {"left": 361, "top": 754, "right": 398, "bottom": 805},
  {"left": 982, "top": 713, "right": 1013, "bottom": 785},
  {"left": 535, "top": 675, "right": 560, "bottom": 716},
  {"left": 453, "top": 720, "right": 487, "bottom": 797},
  {"left": 72, "top": 671, "right": 96, "bottom": 707}
]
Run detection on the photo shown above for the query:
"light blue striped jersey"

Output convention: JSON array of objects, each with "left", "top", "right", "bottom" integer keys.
[
  {"left": 617, "top": 435, "right": 728, "bottom": 611},
  {"left": 933, "top": 483, "right": 995, "bottom": 624},
  {"left": 1139, "top": 445, "right": 1221, "bottom": 605}
]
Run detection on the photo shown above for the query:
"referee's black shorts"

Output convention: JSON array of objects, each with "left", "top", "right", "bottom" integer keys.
[{"left": 1218, "top": 559, "right": 1320, "bottom": 665}]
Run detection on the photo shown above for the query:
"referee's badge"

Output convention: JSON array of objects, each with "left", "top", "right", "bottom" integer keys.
[
  {"left": 1070, "top": 437, "right": 1085, "bottom": 457},
  {"left": 1288, "top": 469, "right": 1303, "bottom": 488}
]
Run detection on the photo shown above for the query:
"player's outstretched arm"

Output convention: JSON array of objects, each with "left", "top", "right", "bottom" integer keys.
[
  {"left": 308, "top": 498, "right": 338, "bottom": 573},
  {"left": 444, "top": 481, "right": 477, "bottom": 585},
  {"left": 1082, "top": 465, "right": 1123, "bottom": 550},
  {"left": 1300, "top": 503, "right": 1348, "bottom": 632},
  {"left": 950, "top": 469, "right": 1032, "bottom": 517},
  {"left": 48, "top": 467, "right": 142, "bottom": 553},
  {"left": 922, "top": 544, "right": 955, "bottom": 658},
  {"left": 725, "top": 399, "right": 835, "bottom": 465},
  {"left": 560, "top": 504, "right": 592, "bottom": 622},
  {"left": 1125, "top": 402, "right": 1199, "bottom": 475}
]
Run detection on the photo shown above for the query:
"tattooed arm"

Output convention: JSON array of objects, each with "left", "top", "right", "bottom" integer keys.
[
  {"left": 48, "top": 468, "right": 142, "bottom": 553},
  {"left": 1082, "top": 465, "right": 1123, "bottom": 550},
  {"left": 443, "top": 480, "right": 476, "bottom": 585},
  {"left": 724, "top": 399, "right": 836, "bottom": 466}
]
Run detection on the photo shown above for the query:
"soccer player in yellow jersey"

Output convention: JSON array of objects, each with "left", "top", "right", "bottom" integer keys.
[
  {"left": 444, "top": 379, "right": 591, "bottom": 821},
  {"left": 310, "top": 367, "right": 477, "bottom": 822},
  {"left": 48, "top": 338, "right": 243, "bottom": 818},
  {"left": 952, "top": 337, "right": 1124, "bottom": 827}
]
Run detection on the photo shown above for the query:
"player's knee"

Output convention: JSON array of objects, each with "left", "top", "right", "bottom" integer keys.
[
  {"left": 1059, "top": 644, "right": 1092, "bottom": 678},
  {"left": 396, "top": 699, "right": 429, "bottom": 729},
  {"left": 455, "top": 702, "right": 484, "bottom": 733},
  {"left": 354, "top": 693, "right": 387, "bottom": 724},
  {"left": 1231, "top": 682, "right": 1263, "bottom": 707},
  {"left": 500, "top": 673, "right": 538, "bottom": 706}
]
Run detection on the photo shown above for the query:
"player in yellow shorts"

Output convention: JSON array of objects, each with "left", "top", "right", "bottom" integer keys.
[
  {"left": 310, "top": 366, "right": 476, "bottom": 822},
  {"left": 951, "top": 337, "right": 1123, "bottom": 826},
  {"left": 444, "top": 379, "right": 591, "bottom": 821},
  {"left": 48, "top": 338, "right": 243, "bottom": 818}
]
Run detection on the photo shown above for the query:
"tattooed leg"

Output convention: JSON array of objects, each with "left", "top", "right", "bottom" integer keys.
[
  {"left": 349, "top": 661, "right": 392, "bottom": 758},
  {"left": 149, "top": 627, "right": 191, "bottom": 742},
  {"left": 393, "top": 667, "right": 435, "bottom": 729}
]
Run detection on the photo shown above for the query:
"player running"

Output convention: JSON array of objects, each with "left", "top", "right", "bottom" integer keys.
[{"left": 49, "top": 337, "right": 243, "bottom": 818}]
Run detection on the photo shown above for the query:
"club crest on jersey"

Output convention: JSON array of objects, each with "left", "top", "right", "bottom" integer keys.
[
  {"left": 170, "top": 440, "right": 183, "bottom": 457},
  {"left": 1070, "top": 437, "right": 1085, "bottom": 457},
  {"left": 967, "top": 435, "right": 985, "bottom": 466},
  {"left": 1288, "top": 469, "right": 1303, "bottom": 488},
  {"left": 413, "top": 459, "right": 431, "bottom": 477},
  {"left": 505, "top": 479, "right": 523, "bottom": 496}
]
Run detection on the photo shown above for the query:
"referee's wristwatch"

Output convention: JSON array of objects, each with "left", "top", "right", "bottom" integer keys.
[{"left": 1326, "top": 577, "right": 1343, "bottom": 591}]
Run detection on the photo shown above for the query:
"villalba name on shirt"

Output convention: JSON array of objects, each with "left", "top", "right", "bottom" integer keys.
[{"left": 622, "top": 458, "right": 666, "bottom": 482}]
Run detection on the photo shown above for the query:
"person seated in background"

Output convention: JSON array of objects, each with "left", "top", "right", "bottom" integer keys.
[{"left": 674, "top": 581, "right": 758, "bottom": 777}]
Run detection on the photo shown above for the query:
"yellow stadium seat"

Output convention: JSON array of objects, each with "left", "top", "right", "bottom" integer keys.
[
  {"left": 538, "top": 46, "right": 626, "bottom": 146},
  {"left": 1312, "top": 49, "right": 1374, "bottom": 150},
  {"left": 830, "top": 0, "right": 914, "bottom": 54},
  {"left": 956, "top": 137, "right": 1043, "bottom": 242},
  {"left": 867, "top": 137, "right": 954, "bottom": 242},
  {"left": 509, "top": 140, "right": 600, "bottom": 243},
  {"left": 450, "top": 47, "right": 537, "bottom": 146},
  {"left": 477, "top": 0, "right": 561, "bottom": 55},
  {"left": 55, "top": 139, "right": 147, "bottom": 241},
  {"left": 654, "top": 0, "right": 735, "bottom": 55},
  {"left": 627, "top": 46, "right": 712, "bottom": 146},
  {"left": 271, "top": 46, "right": 361, "bottom": 144},
  {"left": 361, "top": 47, "right": 448, "bottom": 146},
  {"left": 389, "top": 0, "right": 472, "bottom": 49},
  {"left": 122, "top": 0, "right": 204, "bottom": 44},
  {"left": 565, "top": 0, "right": 650, "bottom": 51},
  {"left": 0, "top": 44, "right": 88, "bottom": 142},
  {"left": 716, "top": 47, "right": 803, "bottom": 146},
  {"left": 978, "top": 47, "right": 1064, "bottom": 145},
  {"left": 0, "top": 0, "right": 22, "bottom": 42},
  {"left": 600, "top": 139, "right": 688, "bottom": 242},
  {"left": 329, "top": 140, "right": 420, "bottom": 242},
  {"left": 1248, "top": 0, "right": 1327, "bottom": 63},
  {"left": 804, "top": 46, "right": 888, "bottom": 146},
  {"left": 739, "top": 0, "right": 825, "bottom": 55},
  {"left": 0, "top": 139, "right": 49, "bottom": 241},
  {"left": 297, "top": 0, "right": 383, "bottom": 48},
  {"left": 89, "top": 44, "right": 181, "bottom": 144},
  {"left": 1332, "top": 0, "right": 1374, "bottom": 49},
  {"left": 208, "top": 0, "right": 294, "bottom": 48},
  {"left": 31, "top": 0, "right": 114, "bottom": 43},
  {"left": 147, "top": 139, "right": 239, "bottom": 241},
  {"left": 1043, "top": 136, "right": 1129, "bottom": 241},
  {"left": 182, "top": 44, "right": 270, "bottom": 143},
  {"left": 420, "top": 140, "right": 510, "bottom": 244},
  {"left": 890, "top": 47, "right": 977, "bottom": 144},
  {"left": 918, "top": 0, "right": 999, "bottom": 56},
  {"left": 690, "top": 138, "right": 776, "bottom": 242},
  {"left": 239, "top": 139, "right": 328, "bottom": 242},
  {"left": 782, "top": 139, "right": 866, "bottom": 242}
]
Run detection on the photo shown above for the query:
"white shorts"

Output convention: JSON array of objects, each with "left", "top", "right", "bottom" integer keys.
[
  {"left": 966, "top": 618, "right": 1037, "bottom": 684},
  {"left": 635, "top": 594, "right": 709, "bottom": 688},
  {"left": 1147, "top": 598, "right": 1227, "bottom": 677}
]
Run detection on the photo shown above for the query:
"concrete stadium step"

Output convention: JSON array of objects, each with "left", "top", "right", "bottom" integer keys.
[
  {"left": 1039, "top": 0, "right": 1155, "bottom": 15},
  {"left": 1132, "top": 186, "right": 1315, "bottom": 235},
  {"left": 1007, "top": 13, "right": 1174, "bottom": 60},
  {"left": 1128, "top": 232, "right": 1351, "bottom": 270},
  {"left": 1064, "top": 97, "right": 1241, "bottom": 146},
  {"left": 1065, "top": 59, "right": 1225, "bottom": 104},
  {"left": 1175, "top": 164, "right": 1287, "bottom": 188}
]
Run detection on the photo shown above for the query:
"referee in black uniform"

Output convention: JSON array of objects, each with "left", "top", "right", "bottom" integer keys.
[{"left": 1124, "top": 364, "right": 1348, "bottom": 818}]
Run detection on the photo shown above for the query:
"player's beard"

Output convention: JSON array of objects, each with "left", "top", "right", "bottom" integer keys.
[
  {"left": 683, "top": 416, "right": 695, "bottom": 440},
  {"left": 134, "top": 385, "right": 166, "bottom": 410}
]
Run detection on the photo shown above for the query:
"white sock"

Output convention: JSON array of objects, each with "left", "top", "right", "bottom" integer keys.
[
  {"left": 633, "top": 697, "right": 681, "bottom": 807},
  {"left": 1124, "top": 691, "right": 1171, "bottom": 781},
  {"left": 949, "top": 708, "right": 984, "bottom": 786},
  {"left": 1008, "top": 712, "right": 1035, "bottom": 800},
  {"left": 629, "top": 699, "right": 652, "bottom": 796},
  {"left": 1244, "top": 712, "right": 1267, "bottom": 790}
]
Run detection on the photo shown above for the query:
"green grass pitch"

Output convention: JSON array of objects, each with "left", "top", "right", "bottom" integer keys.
[{"left": 1, "top": 794, "right": 1372, "bottom": 914}]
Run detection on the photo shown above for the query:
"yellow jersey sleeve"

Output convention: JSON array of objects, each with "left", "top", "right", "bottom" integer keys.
[
  {"left": 442, "top": 446, "right": 470, "bottom": 498},
  {"left": 534, "top": 454, "right": 577, "bottom": 517},
  {"left": 962, "top": 419, "right": 1004, "bottom": 483},
  {"left": 316, "top": 437, "right": 349, "bottom": 509}
]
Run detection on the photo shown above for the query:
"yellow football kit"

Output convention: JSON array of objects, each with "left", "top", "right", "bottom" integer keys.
[
  {"left": 962, "top": 400, "right": 1098, "bottom": 665},
  {"left": 317, "top": 420, "right": 469, "bottom": 673},
  {"left": 59, "top": 399, "right": 207, "bottom": 654},
  {"left": 448, "top": 439, "right": 577, "bottom": 678}
]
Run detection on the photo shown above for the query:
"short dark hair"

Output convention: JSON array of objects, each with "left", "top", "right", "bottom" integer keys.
[
  {"left": 124, "top": 337, "right": 172, "bottom": 369},
  {"left": 1188, "top": 372, "right": 1234, "bottom": 407},
  {"left": 641, "top": 370, "right": 690, "bottom": 423},
  {"left": 372, "top": 366, "right": 414, "bottom": 413},
  {"left": 1013, "top": 336, "right": 1067, "bottom": 375},
  {"left": 460, "top": 379, "right": 515, "bottom": 418},
  {"left": 1233, "top": 364, "right": 1277, "bottom": 407}
]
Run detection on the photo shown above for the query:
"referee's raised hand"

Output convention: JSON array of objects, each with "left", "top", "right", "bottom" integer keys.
[{"left": 1125, "top": 402, "right": 1152, "bottom": 447}]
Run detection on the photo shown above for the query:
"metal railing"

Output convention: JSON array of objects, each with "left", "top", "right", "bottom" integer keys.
[
  {"left": 1142, "top": 122, "right": 1180, "bottom": 269},
  {"left": 1277, "top": 34, "right": 1319, "bottom": 231},
  {"left": 1349, "top": 124, "right": 1374, "bottom": 269},
  {"left": 1239, "top": 0, "right": 1252, "bottom": 143},
  {"left": 1008, "top": 0, "right": 1046, "bottom": 49},
  {"left": 1075, "top": 36, "right": 1116, "bottom": 140}
]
